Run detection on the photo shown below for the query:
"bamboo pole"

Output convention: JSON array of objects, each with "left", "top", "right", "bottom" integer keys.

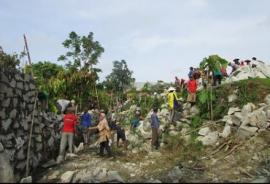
[
  {"left": 25, "top": 92, "right": 38, "bottom": 177},
  {"left": 210, "top": 76, "right": 213, "bottom": 121},
  {"left": 23, "top": 34, "right": 33, "bottom": 77}
]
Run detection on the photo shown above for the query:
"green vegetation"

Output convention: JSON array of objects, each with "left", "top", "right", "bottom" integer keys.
[
  {"left": 197, "top": 78, "right": 270, "bottom": 121},
  {"left": 0, "top": 52, "right": 20, "bottom": 68}
]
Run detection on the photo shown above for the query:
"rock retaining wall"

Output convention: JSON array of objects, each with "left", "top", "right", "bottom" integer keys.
[{"left": 0, "top": 68, "right": 62, "bottom": 182}]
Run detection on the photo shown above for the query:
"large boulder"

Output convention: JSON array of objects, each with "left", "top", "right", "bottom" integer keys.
[
  {"left": 167, "top": 166, "right": 183, "bottom": 183},
  {"left": 107, "top": 171, "right": 124, "bottom": 183},
  {"left": 219, "top": 125, "right": 231, "bottom": 138},
  {"left": 228, "top": 94, "right": 238, "bottom": 102},
  {"left": 265, "top": 94, "right": 270, "bottom": 105},
  {"left": 198, "top": 127, "right": 210, "bottom": 136},
  {"left": 190, "top": 106, "right": 200, "bottom": 116},
  {"left": 197, "top": 131, "right": 219, "bottom": 146},
  {"left": 237, "top": 126, "right": 258, "bottom": 139},
  {"left": 242, "top": 103, "right": 256, "bottom": 114},
  {"left": 228, "top": 107, "right": 241, "bottom": 115},
  {"left": 60, "top": 171, "right": 76, "bottom": 183}
]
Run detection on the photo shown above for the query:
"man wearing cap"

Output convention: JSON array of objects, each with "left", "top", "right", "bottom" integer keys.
[{"left": 167, "top": 86, "right": 179, "bottom": 124}]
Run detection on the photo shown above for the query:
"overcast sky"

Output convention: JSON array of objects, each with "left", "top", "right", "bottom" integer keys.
[{"left": 1, "top": 0, "right": 270, "bottom": 82}]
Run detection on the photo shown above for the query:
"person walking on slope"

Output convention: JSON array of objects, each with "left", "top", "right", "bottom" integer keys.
[
  {"left": 89, "top": 112, "right": 112, "bottom": 157},
  {"left": 57, "top": 107, "right": 78, "bottom": 164},
  {"left": 187, "top": 76, "right": 197, "bottom": 106},
  {"left": 80, "top": 107, "right": 92, "bottom": 145},
  {"left": 213, "top": 68, "right": 223, "bottom": 86},
  {"left": 167, "top": 87, "right": 179, "bottom": 124},
  {"left": 151, "top": 107, "right": 160, "bottom": 150}
]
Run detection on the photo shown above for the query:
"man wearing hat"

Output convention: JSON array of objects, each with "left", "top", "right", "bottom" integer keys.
[{"left": 167, "top": 86, "right": 179, "bottom": 124}]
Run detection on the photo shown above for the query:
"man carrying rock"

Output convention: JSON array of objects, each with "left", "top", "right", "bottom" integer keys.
[{"left": 151, "top": 107, "right": 160, "bottom": 150}]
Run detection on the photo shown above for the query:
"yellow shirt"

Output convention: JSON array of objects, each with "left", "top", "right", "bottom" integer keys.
[{"left": 167, "top": 91, "right": 179, "bottom": 110}]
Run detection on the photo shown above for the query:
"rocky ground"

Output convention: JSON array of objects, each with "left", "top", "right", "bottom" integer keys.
[{"left": 33, "top": 129, "right": 270, "bottom": 183}]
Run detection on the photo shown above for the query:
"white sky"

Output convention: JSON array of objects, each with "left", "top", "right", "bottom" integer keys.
[{"left": 1, "top": 0, "right": 270, "bottom": 82}]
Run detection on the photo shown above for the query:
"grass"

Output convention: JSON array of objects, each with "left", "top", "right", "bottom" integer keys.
[{"left": 197, "top": 78, "right": 270, "bottom": 121}]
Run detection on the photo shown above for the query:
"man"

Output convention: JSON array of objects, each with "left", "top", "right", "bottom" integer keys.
[
  {"left": 151, "top": 107, "right": 160, "bottom": 150},
  {"left": 56, "top": 99, "right": 71, "bottom": 114},
  {"left": 213, "top": 68, "right": 223, "bottom": 86},
  {"left": 130, "top": 107, "right": 141, "bottom": 130},
  {"left": 71, "top": 99, "right": 78, "bottom": 115},
  {"left": 89, "top": 113, "right": 112, "bottom": 157},
  {"left": 167, "top": 87, "right": 179, "bottom": 124},
  {"left": 110, "top": 120, "right": 128, "bottom": 150},
  {"left": 187, "top": 76, "right": 197, "bottom": 106},
  {"left": 57, "top": 107, "right": 78, "bottom": 164},
  {"left": 188, "top": 67, "right": 194, "bottom": 79},
  {"left": 80, "top": 107, "right": 92, "bottom": 145},
  {"left": 175, "top": 76, "right": 180, "bottom": 87}
]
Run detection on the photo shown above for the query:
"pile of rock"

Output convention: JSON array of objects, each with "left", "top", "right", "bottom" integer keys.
[
  {"left": 71, "top": 168, "right": 124, "bottom": 183},
  {"left": 0, "top": 68, "right": 63, "bottom": 182},
  {"left": 226, "top": 60, "right": 270, "bottom": 83},
  {"left": 197, "top": 94, "right": 270, "bottom": 145}
]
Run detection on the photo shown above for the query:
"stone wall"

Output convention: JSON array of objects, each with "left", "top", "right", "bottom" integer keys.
[{"left": 0, "top": 68, "right": 62, "bottom": 182}]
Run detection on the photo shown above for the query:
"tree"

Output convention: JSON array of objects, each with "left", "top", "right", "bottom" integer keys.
[
  {"left": 199, "top": 55, "right": 228, "bottom": 120},
  {"left": 58, "top": 31, "right": 104, "bottom": 74},
  {"left": 57, "top": 31, "right": 105, "bottom": 110},
  {"left": 104, "top": 60, "right": 135, "bottom": 103},
  {"left": 31, "top": 61, "right": 65, "bottom": 88},
  {"left": 0, "top": 52, "right": 20, "bottom": 68}
]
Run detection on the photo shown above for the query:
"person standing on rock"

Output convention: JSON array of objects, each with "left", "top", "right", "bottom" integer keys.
[
  {"left": 57, "top": 107, "right": 78, "bottom": 164},
  {"left": 130, "top": 107, "right": 141, "bottom": 131},
  {"left": 88, "top": 112, "right": 112, "bottom": 157},
  {"left": 187, "top": 76, "right": 197, "bottom": 106},
  {"left": 151, "top": 107, "right": 160, "bottom": 150},
  {"left": 80, "top": 107, "right": 92, "bottom": 145},
  {"left": 167, "top": 87, "right": 179, "bottom": 124},
  {"left": 188, "top": 67, "right": 194, "bottom": 79}
]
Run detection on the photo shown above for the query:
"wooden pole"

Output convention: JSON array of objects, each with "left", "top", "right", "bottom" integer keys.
[
  {"left": 23, "top": 34, "right": 33, "bottom": 77},
  {"left": 210, "top": 75, "right": 213, "bottom": 121},
  {"left": 26, "top": 92, "right": 38, "bottom": 177}
]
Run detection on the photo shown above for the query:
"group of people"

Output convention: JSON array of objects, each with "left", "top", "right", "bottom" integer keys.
[
  {"left": 56, "top": 101, "right": 115, "bottom": 164},
  {"left": 56, "top": 100, "right": 159, "bottom": 164},
  {"left": 55, "top": 56, "right": 263, "bottom": 164}
]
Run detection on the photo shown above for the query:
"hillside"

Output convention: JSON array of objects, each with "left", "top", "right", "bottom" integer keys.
[{"left": 33, "top": 78, "right": 270, "bottom": 183}]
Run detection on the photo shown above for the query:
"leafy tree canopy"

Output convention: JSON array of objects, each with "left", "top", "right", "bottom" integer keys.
[
  {"left": 0, "top": 52, "right": 20, "bottom": 68},
  {"left": 104, "top": 60, "right": 135, "bottom": 96},
  {"left": 200, "top": 55, "right": 228, "bottom": 72},
  {"left": 58, "top": 31, "right": 104, "bottom": 73}
]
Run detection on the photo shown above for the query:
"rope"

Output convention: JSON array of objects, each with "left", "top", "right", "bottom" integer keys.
[{"left": 25, "top": 91, "right": 38, "bottom": 177}]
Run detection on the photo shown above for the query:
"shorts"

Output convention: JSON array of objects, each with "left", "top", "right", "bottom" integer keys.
[{"left": 187, "top": 92, "right": 196, "bottom": 103}]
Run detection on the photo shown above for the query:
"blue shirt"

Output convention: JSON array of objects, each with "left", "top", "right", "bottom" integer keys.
[
  {"left": 81, "top": 113, "right": 91, "bottom": 128},
  {"left": 151, "top": 113, "right": 160, "bottom": 129}
]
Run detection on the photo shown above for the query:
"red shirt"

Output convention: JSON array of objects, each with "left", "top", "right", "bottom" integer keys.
[
  {"left": 63, "top": 114, "right": 77, "bottom": 133},
  {"left": 187, "top": 79, "right": 197, "bottom": 93}
]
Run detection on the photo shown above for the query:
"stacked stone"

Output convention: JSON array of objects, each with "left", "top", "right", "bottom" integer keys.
[{"left": 0, "top": 68, "right": 63, "bottom": 182}]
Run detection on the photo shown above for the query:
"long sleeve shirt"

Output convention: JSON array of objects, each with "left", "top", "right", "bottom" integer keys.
[
  {"left": 81, "top": 113, "right": 92, "bottom": 128},
  {"left": 151, "top": 113, "right": 160, "bottom": 129}
]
